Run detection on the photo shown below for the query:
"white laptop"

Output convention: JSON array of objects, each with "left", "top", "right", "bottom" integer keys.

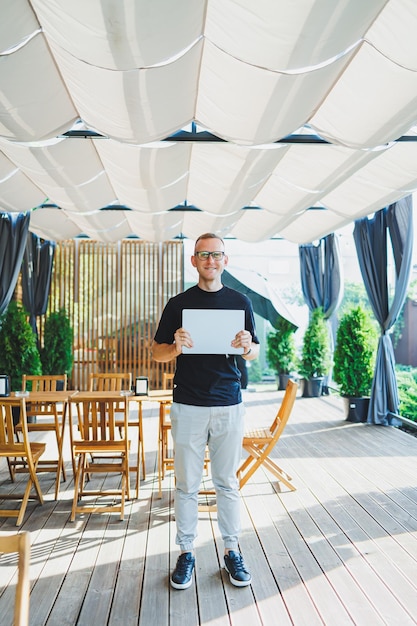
[{"left": 182, "top": 309, "right": 245, "bottom": 355}]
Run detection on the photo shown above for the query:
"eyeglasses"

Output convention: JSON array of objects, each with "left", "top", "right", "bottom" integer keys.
[{"left": 194, "top": 251, "right": 225, "bottom": 260}]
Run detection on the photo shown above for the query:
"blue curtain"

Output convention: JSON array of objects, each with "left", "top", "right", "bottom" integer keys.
[
  {"left": 0, "top": 212, "right": 30, "bottom": 315},
  {"left": 299, "top": 233, "right": 343, "bottom": 392},
  {"left": 21, "top": 233, "right": 56, "bottom": 335},
  {"left": 299, "top": 233, "right": 343, "bottom": 318},
  {"left": 353, "top": 196, "right": 413, "bottom": 425}
]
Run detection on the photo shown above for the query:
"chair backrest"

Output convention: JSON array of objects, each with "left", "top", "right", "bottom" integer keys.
[
  {"left": 89, "top": 372, "right": 132, "bottom": 392},
  {"left": 162, "top": 372, "right": 174, "bottom": 390},
  {"left": 22, "top": 374, "right": 67, "bottom": 392},
  {"left": 270, "top": 379, "right": 298, "bottom": 439},
  {"left": 0, "top": 398, "right": 31, "bottom": 457},
  {"left": 0, "top": 531, "right": 31, "bottom": 626},
  {"left": 77, "top": 396, "right": 129, "bottom": 442}
]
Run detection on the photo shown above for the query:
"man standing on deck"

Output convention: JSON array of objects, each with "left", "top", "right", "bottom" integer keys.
[{"left": 152, "top": 233, "right": 260, "bottom": 590}]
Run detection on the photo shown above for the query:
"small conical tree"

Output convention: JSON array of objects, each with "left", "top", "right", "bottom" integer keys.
[
  {"left": 0, "top": 300, "right": 42, "bottom": 390},
  {"left": 266, "top": 317, "right": 296, "bottom": 375},
  {"left": 41, "top": 309, "right": 74, "bottom": 376},
  {"left": 299, "top": 307, "right": 331, "bottom": 379},
  {"left": 333, "top": 305, "right": 377, "bottom": 397}
]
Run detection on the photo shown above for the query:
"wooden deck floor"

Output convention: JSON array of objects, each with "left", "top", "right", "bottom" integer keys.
[{"left": 1, "top": 388, "right": 417, "bottom": 626}]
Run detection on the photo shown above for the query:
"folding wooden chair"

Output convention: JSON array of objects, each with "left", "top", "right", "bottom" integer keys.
[
  {"left": 0, "top": 531, "right": 31, "bottom": 626},
  {"left": 88, "top": 374, "right": 133, "bottom": 440},
  {"left": 162, "top": 372, "right": 174, "bottom": 390},
  {"left": 88, "top": 372, "right": 144, "bottom": 492},
  {"left": 237, "top": 379, "right": 298, "bottom": 491},
  {"left": 89, "top": 372, "right": 132, "bottom": 394},
  {"left": 15, "top": 374, "right": 68, "bottom": 499},
  {"left": 70, "top": 395, "right": 131, "bottom": 521},
  {"left": 0, "top": 397, "right": 46, "bottom": 526},
  {"left": 157, "top": 373, "right": 174, "bottom": 496},
  {"left": 157, "top": 373, "right": 208, "bottom": 498}
]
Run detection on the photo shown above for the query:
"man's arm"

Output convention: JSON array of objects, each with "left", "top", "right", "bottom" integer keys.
[
  {"left": 152, "top": 327, "right": 193, "bottom": 362},
  {"left": 151, "top": 340, "right": 180, "bottom": 363},
  {"left": 242, "top": 340, "right": 260, "bottom": 361},
  {"left": 231, "top": 329, "right": 260, "bottom": 361}
]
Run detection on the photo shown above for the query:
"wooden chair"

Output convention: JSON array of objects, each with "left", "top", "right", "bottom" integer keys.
[
  {"left": 0, "top": 531, "right": 31, "bottom": 626},
  {"left": 237, "top": 379, "right": 298, "bottom": 491},
  {"left": 88, "top": 372, "right": 144, "bottom": 493},
  {"left": 70, "top": 395, "right": 131, "bottom": 521},
  {"left": 0, "top": 398, "right": 45, "bottom": 526},
  {"left": 162, "top": 372, "right": 174, "bottom": 390},
  {"left": 15, "top": 374, "right": 68, "bottom": 499},
  {"left": 89, "top": 372, "right": 132, "bottom": 394},
  {"left": 157, "top": 373, "right": 211, "bottom": 504},
  {"left": 88, "top": 373, "right": 133, "bottom": 449},
  {"left": 157, "top": 373, "right": 174, "bottom": 496}
]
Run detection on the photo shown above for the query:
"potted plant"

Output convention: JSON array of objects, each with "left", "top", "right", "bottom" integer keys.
[
  {"left": 266, "top": 318, "right": 297, "bottom": 390},
  {"left": 299, "top": 307, "right": 331, "bottom": 397},
  {"left": 333, "top": 305, "right": 378, "bottom": 422},
  {"left": 41, "top": 309, "right": 74, "bottom": 386},
  {"left": 0, "top": 300, "right": 42, "bottom": 391}
]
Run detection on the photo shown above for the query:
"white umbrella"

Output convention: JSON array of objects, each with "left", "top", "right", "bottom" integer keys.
[{"left": 223, "top": 266, "right": 298, "bottom": 330}]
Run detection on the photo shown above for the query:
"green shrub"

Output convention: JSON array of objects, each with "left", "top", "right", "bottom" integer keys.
[
  {"left": 396, "top": 366, "right": 417, "bottom": 422},
  {"left": 266, "top": 318, "right": 296, "bottom": 375},
  {"left": 41, "top": 309, "right": 74, "bottom": 376},
  {"left": 0, "top": 300, "right": 42, "bottom": 390},
  {"left": 248, "top": 358, "right": 262, "bottom": 383},
  {"left": 333, "top": 306, "right": 378, "bottom": 397},
  {"left": 299, "top": 307, "right": 331, "bottom": 379}
]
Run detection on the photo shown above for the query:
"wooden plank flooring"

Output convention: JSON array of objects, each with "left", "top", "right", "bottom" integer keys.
[{"left": 1, "top": 388, "right": 417, "bottom": 625}]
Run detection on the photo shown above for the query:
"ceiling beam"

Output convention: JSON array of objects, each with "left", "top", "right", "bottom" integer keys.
[{"left": 61, "top": 127, "right": 417, "bottom": 144}]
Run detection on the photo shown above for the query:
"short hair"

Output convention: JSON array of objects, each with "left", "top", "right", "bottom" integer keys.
[{"left": 194, "top": 233, "right": 225, "bottom": 251}]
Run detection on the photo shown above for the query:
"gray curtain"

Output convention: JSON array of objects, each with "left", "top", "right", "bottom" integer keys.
[
  {"left": 353, "top": 196, "right": 413, "bottom": 425},
  {"left": 0, "top": 212, "right": 30, "bottom": 315},
  {"left": 299, "top": 233, "right": 343, "bottom": 392},
  {"left": 21, "top": 233, "right": 56, "bottom": 335},
  {"left": 299, "top": 233, "right": 343, "bottom": 318}
]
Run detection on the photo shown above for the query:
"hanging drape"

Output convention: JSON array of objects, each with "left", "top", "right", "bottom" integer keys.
[
  {"left": 0, "top": 212, "right": 30, "bottom": 315},
  {"left": 299, "top": 233, "right": 343, "bottom": 317},
  {"left": 299, "top": 233, "right": 343, "bottom": 392},
  {"left": 353, "top": 196, "right": 413, "bottom": 425},
  {"left": 21, "top": 233, "right": 56, "bottom": 334}
]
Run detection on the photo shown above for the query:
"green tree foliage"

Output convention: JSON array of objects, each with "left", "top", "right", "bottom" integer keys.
[
  {"left": 248, "top": 358, "right": 262, "bottom": 383},
  {"left": 391, "top": 279, "right": 417, "bottom": 348},
  {"left": 333, "top": 306, "right": 378, "bottom": 397},
  {"left": 0, "top": 300, "right": 42, "bottom": 390},
  {"left": 266, "top": 317, "right": 296, "bottom": 375},
  {"left": 396, "top": 366, "right": 417, "bottom": 422},
  {"left": 338, "top": 281, "right": 372, "bottom": 318},
  {"left": 41, "top": 309, "right": 74, "bottom": 376},
  {"left": 299, "top": 307, "right": 331, "bottom": 379}
]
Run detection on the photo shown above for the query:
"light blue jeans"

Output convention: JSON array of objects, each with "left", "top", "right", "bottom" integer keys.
[{"left": 170, "top": 402, "right": 245, "bottom": 553}]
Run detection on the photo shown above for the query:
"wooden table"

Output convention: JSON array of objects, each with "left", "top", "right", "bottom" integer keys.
[
  {"left": 69, "top": 390, "right": 173, "bottom": 498},
  {"left": 13, "top": 390, "right": 76, "bottom": 499}
]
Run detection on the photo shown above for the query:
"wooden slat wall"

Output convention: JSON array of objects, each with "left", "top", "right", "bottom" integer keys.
[{"left": 41, "top": 240, "right": 183, "bottom": 390}]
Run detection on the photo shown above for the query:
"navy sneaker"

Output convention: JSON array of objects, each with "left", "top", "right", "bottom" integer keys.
[
  {"left": 170, "top": 552, "right": 195, "bottom": 590},
  {"left": 224, "top": 551, "right": 252, "bottom": 587}
]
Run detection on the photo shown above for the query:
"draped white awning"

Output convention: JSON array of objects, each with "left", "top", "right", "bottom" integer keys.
[{"left": 1, "top": 0, "right": 417, "bottom": 243}]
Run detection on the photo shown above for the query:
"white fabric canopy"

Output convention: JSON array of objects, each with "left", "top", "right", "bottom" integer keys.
[{"left": 1, "top": 0, "right": 417, "bottom": 243}]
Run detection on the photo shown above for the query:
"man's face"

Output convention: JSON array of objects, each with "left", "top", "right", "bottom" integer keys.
[{"left": 191, "top": 238, "right": 228, "bottom": 278}]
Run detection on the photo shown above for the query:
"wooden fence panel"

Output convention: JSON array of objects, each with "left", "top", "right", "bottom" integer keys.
[{"left": 42, "top": 240, "right": 182, "bottom": 390}]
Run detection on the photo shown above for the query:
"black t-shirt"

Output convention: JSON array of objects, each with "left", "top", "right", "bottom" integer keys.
[{"left": 154, "top": 285, "right": 259, "bottom": 406}]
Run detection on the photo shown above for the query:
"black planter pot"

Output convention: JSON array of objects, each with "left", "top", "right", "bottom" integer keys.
[
  {"left": 277, "top": 373, "right": 291, "bottom": 391},
  {"left": 12, "top": 405, "right": 36, "bottom": 426},
  {"left": 302, "top": 377, "right": 324, "bottom": 397},
  {"left": 12, "top": 405, "right": 20, "bottom": 428},
  {"left": 343, "top": 397, "right": 370, "bottom": 423}
]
